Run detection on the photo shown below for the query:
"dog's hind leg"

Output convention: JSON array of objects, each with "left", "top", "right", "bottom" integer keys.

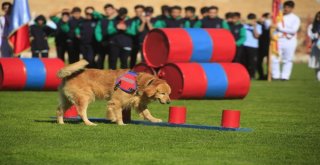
[
  {"left": 108, "top": 100, "right": 125, "bottom": 125},
  {"left": 106, "top": 107, "right": 116, "bottom": 122},
  {"left": 75, "top": 96, "right": 96, "bottom": 126},
  {"left": 57, "top": 90, "right": 72, "bottom": 124}
]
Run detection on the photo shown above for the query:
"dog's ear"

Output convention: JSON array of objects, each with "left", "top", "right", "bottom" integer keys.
[
  {"left": 137, "top": 73, "right": 157, "bottom": 88},
  {"left": 144, "top": 86, "right": 157, "bottom": 97},
  {"left": 145, "top": 79, "right": 154, "bottom": 87}
]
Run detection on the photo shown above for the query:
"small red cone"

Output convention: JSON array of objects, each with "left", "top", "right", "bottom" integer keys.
[
  {"left": 64, "top": 105, "right": 78, "bottom": 118},
  {"left": 221, "top": 110, "right": 241, "bottom": 128}
]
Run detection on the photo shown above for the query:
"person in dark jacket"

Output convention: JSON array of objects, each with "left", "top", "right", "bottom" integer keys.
[
  {"left": 130, "top": 4, "right": 145, "bottom": 68},
  {"left": 196, "top": 6, "right": 229, "bottom": 29},
  {"left": 231, "top": 12, "right": 247, "bottom": 63},
  {"left": 135, "top": 6, "right": 157, "bottom": 62},
  {"left": 94, "top": 3, "right": 117, "bottom": 69},
  {"left": 183, "top": 6, "right": 199, "bottom": 28},
  {"left": 200, "top": 6, "right": 209, "bottom": 18},
  {"left": 68, "top": 7, "right": 83, "bottom": 63},
  {"left": 50, "top": 9, "right": 71, "bottom": 62},
  {"left": 95, "top": 3, "right": 117, "bottom": 69},
  {"left": 258, "top": 13, "right": 271, "bottom": 80},
  {"left": 29, "top": 15, "right": 55, "bottom": 58},
  {"left": 83, "top": 6, "right": 101, "bottom": 68},
  {"left": 106, "top": 7, "right": 136, "bottom": 70},
  {"left": 156, "top": 5, "right": 170, "bottom": 21},
  {"left": 154, "top": 5, "right": 184, "bottom": 28},
  {"left": 75, "top": 9, "right": 97, "bottom": 68}
]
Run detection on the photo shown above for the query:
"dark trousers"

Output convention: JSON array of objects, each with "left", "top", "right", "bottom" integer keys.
[
  {"left": 68, "top": 40, "right": 80, "bottom": 64},
  {"left": 109, "top": 44, "right": 130, "bottom": 70},
  {"left": 56, "top": 44, "right": 71, "bottom": 62},
  {"left": 130, "top": 42, "right": 140, "bottom": 69},
  {"left": 241, "top": 46, "right": 258, "bottom": 79},
  {"left": 96, "top": 44, "right": 109, "bottom": 69},
  {"left": 32, "top": 50, "right": 48, "bottom": 58},
  {"left": 232, "top": 46, "right": 243, "bottom": 63},
  {"left": 257, "top": 47, "right": 269, "bottom": 79},
  {"left": 80, "top": 44, "right": 95, "bottom": 68}
]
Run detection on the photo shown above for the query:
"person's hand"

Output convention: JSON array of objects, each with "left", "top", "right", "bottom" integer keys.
[
  {"left": 252, "top": 20, "right": 257, "bottom": 26},
  {"left": 86, "top": 8, "right": 94, "bottom": 14},
  {"left": 117, "top": 23, "right": 127, "bottom": 30},
  {"left": 140, "top": 16, "right": 147, "bottom": 24},
  {"left": 30, "top": 36, "right": 34, "bottom": 41},
  {"left": 270, "top": 23, "right": 278, "bottom": 29},
  {"left": 76, "top": 35, "right": 81, "bottom": 39},
  {"left": 146, "top": 16, "right": 151, "bottom": 22}
]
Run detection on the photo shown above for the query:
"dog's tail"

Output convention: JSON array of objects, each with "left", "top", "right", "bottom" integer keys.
[{"left": 57, "top": 60, "right": 89, "bottom": 78}]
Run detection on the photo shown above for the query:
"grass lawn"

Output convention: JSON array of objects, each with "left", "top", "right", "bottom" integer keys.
[{"left": 0, "top": 63, "right": 319, "bottom": 165}]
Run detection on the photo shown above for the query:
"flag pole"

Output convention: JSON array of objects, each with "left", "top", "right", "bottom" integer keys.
[
  {"left": 268, "top": 0, "right": 279, "bottom": 82},
  {"left": 268, "top": 0, "right": 274, "bottom": 82}
]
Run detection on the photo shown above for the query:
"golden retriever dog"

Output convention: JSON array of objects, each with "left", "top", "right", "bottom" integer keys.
[{"left": 56, "top": 60, "right": 171, "bottom": 126}]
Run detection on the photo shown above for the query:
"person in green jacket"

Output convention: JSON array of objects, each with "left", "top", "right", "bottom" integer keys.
[
  {"left": 95, "top": 6, "right": 136, "bottom": 69},
  {"left": 50, "top": 9, "right": 72, "bottom": 62},
  {"left": 230, "top": 12, "right": 246, "bottom": 63},
  {"left": 183, "top": 6, "right": 200, "bottom": 28},
  {"left": 195, "top": 6, "right": 229, "bottom": 29},
  {"left": 130, "top": 4, "right": 145, "bottom": 68},
  {"left": 94, "top": 4, "right": 117, "bottom": 69},
  {"left": 154, "top": 6, "right": 184, "bottom": 28}
]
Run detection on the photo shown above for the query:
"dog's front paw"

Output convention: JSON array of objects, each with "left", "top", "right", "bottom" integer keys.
[
  {"left": 151, "top": 118, "right": 162, "bottom": 123},
  {"left": 85, "top": 122, "right": 97, "bottom": 126},
  {"left": 116, "top": 121, "right": 127, "bottom": 125}
]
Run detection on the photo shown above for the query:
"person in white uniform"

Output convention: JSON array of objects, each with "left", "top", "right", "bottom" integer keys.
[
  {"left": 307, "top": 11, "right": 320, "bottom": 81},
  {"left": 271, "top": 1, "right": 301, "bottom": 81}
]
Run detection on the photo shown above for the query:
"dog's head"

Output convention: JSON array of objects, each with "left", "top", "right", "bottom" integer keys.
[{"left": 137, "top": 73, "right": 171, "bottom": 104}]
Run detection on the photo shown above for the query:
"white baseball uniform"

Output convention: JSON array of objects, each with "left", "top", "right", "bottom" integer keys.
[{"left": 271, "top": 13, "right": 301, "bottom": 80}]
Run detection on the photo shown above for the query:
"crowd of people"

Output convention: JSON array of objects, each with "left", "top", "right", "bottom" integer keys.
[{"left": 0, "top": 1, "right": 319, "bottom": 81}]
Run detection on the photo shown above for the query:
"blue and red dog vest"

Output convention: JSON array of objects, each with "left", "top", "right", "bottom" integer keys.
[{"left": 115, "top": 71, "right": 138, "bottom": 93}]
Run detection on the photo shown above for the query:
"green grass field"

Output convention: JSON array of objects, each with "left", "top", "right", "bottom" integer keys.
[{"left": 0, "top": 64, "right": 319, "bottom": 165}]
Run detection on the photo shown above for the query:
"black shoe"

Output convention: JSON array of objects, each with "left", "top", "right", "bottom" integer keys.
[{"left": 281, "top": 79, "right": 289, "bottom": 81}]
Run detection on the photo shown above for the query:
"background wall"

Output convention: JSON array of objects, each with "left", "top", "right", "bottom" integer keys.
[{"left": 25, "top": 0, "right": 319, "bottom": 19}]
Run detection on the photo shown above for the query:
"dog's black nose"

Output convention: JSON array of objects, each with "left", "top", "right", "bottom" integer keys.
[{"left": 167, "top": 101, "right": 171, "bottom": 104}]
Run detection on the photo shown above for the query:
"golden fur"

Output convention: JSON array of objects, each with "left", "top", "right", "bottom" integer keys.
[{"left": 56, "top": 60, "right": 171, "bottom": 126}]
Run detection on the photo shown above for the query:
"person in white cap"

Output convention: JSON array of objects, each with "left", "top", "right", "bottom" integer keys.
[{"left": 271, "top": 0, "right": 301, "bottom": 81}]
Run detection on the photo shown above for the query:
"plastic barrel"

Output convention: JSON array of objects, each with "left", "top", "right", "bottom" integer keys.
[
  {"left": 0, "top": 58, "right": 64, "bottom": 91},
  {"left": 132, "top": 63, "right": 157, "bottom": 75},
  {"left": 21, "top": 58, "right": 46, "bottom": 90},
  {"left": 158, "top": 63, "right": 250, "bottom": 99},
  {"left": 0, "top": 58, "right": 27, "bottom": 90},
  {"left": 143, "top": 28, "right": 236, "bottom": 67},
  {"left": 40, "top": 58, "right": 64, "bottom": 90},
  {"left": 158, "top": 63, "right": 207, "bottom": 99}
]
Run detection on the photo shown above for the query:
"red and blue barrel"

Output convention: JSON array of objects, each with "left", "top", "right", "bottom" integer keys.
[
  {"left": 0, "top": 58, "right": 64, "bottom": 90},
  {"left": 143, "top": 28, "right": 236, "bottom": 67},
  {"left": 158, "top": 63, "right": 250, "bottom": 99}
]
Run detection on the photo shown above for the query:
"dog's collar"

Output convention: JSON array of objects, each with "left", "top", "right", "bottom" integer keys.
[{"left": 114, "top": 71, "right": 138, "bottom": 94}]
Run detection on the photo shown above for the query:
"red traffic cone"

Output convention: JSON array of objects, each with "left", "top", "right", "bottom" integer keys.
[{"left": 64, "top": 105, "right": 78, "bottom": 118}]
